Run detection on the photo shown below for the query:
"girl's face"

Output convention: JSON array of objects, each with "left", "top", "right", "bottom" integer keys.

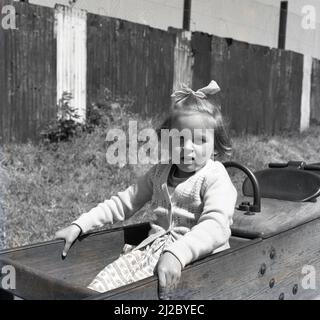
[{"left": 170, "top": 113, "right": 214, "bottom": 173}]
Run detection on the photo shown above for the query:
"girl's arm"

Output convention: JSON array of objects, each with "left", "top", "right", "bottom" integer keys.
[
  {"left": 163, "top": 162, "right": 237, "bottom": 268},
  {"left": 71, "top": 165, "right": 156, "bottom": 234}
]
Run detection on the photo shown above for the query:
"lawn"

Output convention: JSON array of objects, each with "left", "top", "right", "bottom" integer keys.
[{"left": 1, "top": 114, "right": 320, "bottom": 250}]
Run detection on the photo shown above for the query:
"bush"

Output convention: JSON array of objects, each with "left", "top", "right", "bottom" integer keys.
[
  {"left": 40, "top": 88, "right": 137, "bottom": 144},
  {"left": 86, "top": 88, "right": 135, "bottom": 130},
  {"left": 40, "top": 92, "right": 85, "bottom": 143}
]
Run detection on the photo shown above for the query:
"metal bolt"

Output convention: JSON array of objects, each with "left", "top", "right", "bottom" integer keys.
[
  {"left": 269, "top": 278, "right": 275, "bottom": 288},
  {"left": 260, "top": 263, "right": 266, "bottom": 275},
  {"left": 270, "top": 248, "right": 276, "bottom": 259},
  {"left": 292, "top": 284, "right": 298, "bottom": 295},
  {"left": 279, "top": 293, "right": 285, "bottom": 300}
]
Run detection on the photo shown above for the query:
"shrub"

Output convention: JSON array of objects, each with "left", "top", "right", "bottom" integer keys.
[
  {"left": 86, "top": 88, "right": 135, "bottom": 130},
  {"left": 40, "top": 92, "right": 85, "bottom": 143},
  {"left": 40, "top": 89, "right": 137, "bottom": 144}
]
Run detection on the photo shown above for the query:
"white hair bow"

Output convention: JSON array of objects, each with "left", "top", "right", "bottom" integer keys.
[{"left": 171, "top": 80, "right": 221, "bottom": 100}]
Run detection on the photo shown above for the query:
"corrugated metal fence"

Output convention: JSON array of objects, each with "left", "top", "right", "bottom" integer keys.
[
  {"left": 87, "top": 14, "right": 175, "bottom": 117},
  {"left": 0, "top": 0, "right": 56, "bottom": 143},
  {"left": 0, "top": 1, "right": 319, "bottom": 143},
  {"left": 208, "top": 35, "right": 303, "bottom": 134}
]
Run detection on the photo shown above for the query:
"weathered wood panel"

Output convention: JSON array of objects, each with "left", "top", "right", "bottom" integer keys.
[
  {"left": 87, "top": 15, "right": 175, "bottom": 117},
  {"left": 169, "top": 28, "right": 193, "bottom": 91},
  {"left": 300, "top": 55, "right": 312, "bottom": 131},
  {"left": 0, "top": 0, "right": 56, "bottom": 143},
  {"left": 2, "top": 217, "right": 320, "bottom": 300},
  {"left": 311, "top": 58, "right": 320, "bottom": 124},
  {"left": 0, "top": 223, "right": 251, "bottom": 300},
  {"left": 0, "top": 256, "right": 93, "bottom": 300},
  {"left": 206, "top": 35, "right": 303, "bottom": 134},
  {"left": 92, "top": 217, "right": 320, "bottom": 300},
  {"left": 191, "top": 32, "right": 212, "bottom": 91},
  {"left": 0, "top": 223, "right": 150, "bottom": 299}
]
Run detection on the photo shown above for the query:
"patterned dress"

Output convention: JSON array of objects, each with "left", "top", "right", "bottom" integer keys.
[{"left": 88, "top": 234, "right": 175, "bottom": 292}]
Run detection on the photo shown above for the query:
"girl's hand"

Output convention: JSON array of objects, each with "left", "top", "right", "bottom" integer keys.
[
  {"left": 157, "top": 252, "right": 182, "bottom": 300},
  {"left": 55, "top": 224, "right": 82, "bottom": 257}
]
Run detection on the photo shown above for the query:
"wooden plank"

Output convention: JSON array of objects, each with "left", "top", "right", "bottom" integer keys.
[
  {"left": 90, "top": 217, "right": 320, "bottom": 300},
  {"left": 232, "top": 195, "right": 320, "bottom": 238}
]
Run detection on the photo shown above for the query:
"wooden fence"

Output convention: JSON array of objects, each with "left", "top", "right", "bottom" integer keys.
[{"left": 0, "top": 1, "right": 319, "bottom": 143}]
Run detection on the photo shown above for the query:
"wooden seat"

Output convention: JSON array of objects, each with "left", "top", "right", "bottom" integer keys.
[{"left": 243, "top": 168, "right": 320, "bottom": 202}]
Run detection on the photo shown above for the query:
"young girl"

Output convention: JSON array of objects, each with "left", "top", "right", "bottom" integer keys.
[{"left": 55, "top": 80, "right": 237, "bottom": 298}]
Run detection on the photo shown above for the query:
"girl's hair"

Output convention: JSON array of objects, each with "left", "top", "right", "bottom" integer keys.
[{"left": 158, "top": 82, "right": 232, "bottom": 157}]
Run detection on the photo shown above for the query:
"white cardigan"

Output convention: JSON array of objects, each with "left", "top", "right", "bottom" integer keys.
[{"left": 73, "top": 159, "right": 238, "bottom": 268}]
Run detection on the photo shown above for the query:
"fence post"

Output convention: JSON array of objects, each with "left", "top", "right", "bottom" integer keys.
[
  {"left": 278, "top": 1, "right": 288, "bottom": 49},
  {"left": 171, "top": 29, "right": 193, "bottom": 91},
  {"left": 55, "top": 5, "right": 87, "bottom": 123},
  {"left": 183, "top": 0, "right": 192, "bottom": 31},
  {"left": 310, "top": 58, "right": 320, "bottom": 124},
  {"left": 300, "top": 54, "right": 312, "bottom": 131}
]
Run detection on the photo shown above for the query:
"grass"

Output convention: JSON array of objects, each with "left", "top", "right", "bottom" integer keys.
[{"left": 1, "top": 115, "right": 320, "bottom": 250}]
